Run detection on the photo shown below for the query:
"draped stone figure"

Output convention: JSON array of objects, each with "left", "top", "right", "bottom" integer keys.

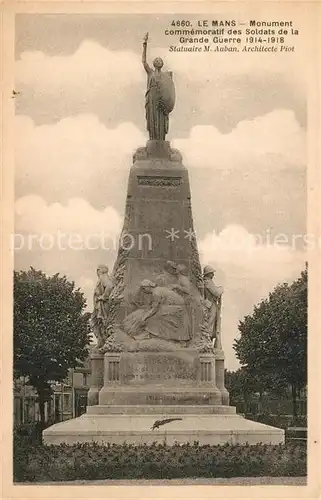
[
  {"left": 155, "top": 261, "right": 202, "bottom": 309},
  {"left": 142, "top": 32, "right": 175, "bottom": 140},
  {"left": 91, "top": 265, "right": 114, "bottom": 348},
  {"left": 123, "top": 279, "right": 191, "bottom": 343},
  {"left": 173, "top": 264, "right": 204, "bottom": 334},
  {"left": 203, "top": 265, "right": 224, "bottom": 342},
  {"left": 174, "top": 264, "right": 202, "bottom": 304}
]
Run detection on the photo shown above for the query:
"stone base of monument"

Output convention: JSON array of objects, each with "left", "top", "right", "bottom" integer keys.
[
  {"left": 43, "top": 404, "right": 284, "bottom": 446},
  {"left": 43, "top": 350, "right": 284, "bottom": 446}
]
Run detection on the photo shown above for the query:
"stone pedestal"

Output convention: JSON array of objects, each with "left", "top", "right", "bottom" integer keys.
[
  {"left": 214, "top": 349, "right": 230, "bottom": 406},
  {"left": 87, "top": 352, "right": 104, "bottom": 406},
  {"left": 98, "top": 350, "right": 222, "bottom": 406},
  {"left": 43, "top": 345, "right": 284, "bottom": 446}
]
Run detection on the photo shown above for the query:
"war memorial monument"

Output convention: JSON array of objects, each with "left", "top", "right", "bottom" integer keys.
[{"left": 43, "top": 34, "right": 284, "bottom": 446}]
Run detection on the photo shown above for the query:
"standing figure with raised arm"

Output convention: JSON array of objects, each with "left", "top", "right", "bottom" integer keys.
[{"left": 142, "top": 32, "right": 175, "bottom": 140}]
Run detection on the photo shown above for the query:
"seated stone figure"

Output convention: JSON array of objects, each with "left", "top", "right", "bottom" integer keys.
[{"left": 122, "top": 279, "right": 191, "bottom": 343}]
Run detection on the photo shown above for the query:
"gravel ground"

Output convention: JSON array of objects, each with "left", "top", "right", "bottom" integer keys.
[{"left": 24, "top": 477, "right": 307, "bottom": 485}]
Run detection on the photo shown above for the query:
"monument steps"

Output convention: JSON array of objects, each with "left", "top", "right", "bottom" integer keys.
[
  {"left": 86, "top": 404, "right": 237, "bottom": 415},
  {"left": 43, "top": 411, "right": 284, "bottom": 446}
]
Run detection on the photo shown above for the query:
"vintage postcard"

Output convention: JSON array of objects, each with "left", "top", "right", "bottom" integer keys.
[{"left": 1, "top": 0, "right": 320, "bottom": 498}]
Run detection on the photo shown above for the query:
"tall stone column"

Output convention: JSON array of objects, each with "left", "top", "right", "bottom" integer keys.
[
  {"left": 87, "top": 352, "right": 104, "bottom": 406},
  {"left": 214, "top": 349, "right": 229, "bottom": 406}
]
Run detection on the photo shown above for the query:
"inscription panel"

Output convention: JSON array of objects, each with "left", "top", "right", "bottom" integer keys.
[
  {"left": 137, "top": 176, "right": 182, "bottom": 187},
  {"left": 121, "top": 351, "right": 199, "bottom": 385}
]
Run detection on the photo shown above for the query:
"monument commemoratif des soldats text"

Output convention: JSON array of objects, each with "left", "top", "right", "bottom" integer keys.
[{"left": 43, "top": 34, "right": 284, "bottom": 445}]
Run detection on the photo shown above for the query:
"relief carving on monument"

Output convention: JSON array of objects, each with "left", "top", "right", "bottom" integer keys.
[
  {"left": 133, "top": 146, "right": 182, "bottom": 164},
  {"left": 133, "top": 147, "right": 148, "bottom": 163},
  {"left": 170, "top": 148, "right": 183, "bottom": 163},
  {"left": 123, "top": 279, "right": 191, "bottom": 344},
  {"left": 91, "top": 241, "right": 223, "bottom": 354},
  {"left": 103, "top": 202, "right": 135, "bottom": 334},
  {"left": 189, "top": 231, "right": 205, "bottom": 297},
  {"left": 96, "top": 258, "right": 222, "bottom": 354}
]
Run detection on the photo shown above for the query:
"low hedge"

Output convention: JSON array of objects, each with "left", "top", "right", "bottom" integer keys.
[
  {"left": 245, "top": 414, "right": 307, "bottom": 430},
  {"left": 14, "top": 435, "right": 307, "bottom": 482},
  {"left": 14, "top": 422, "right": 47, "bottom": 445}
]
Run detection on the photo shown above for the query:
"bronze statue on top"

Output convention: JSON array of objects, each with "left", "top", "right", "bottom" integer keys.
[{"left": 142, "top": 32, "right": 175, "bottom": 140}]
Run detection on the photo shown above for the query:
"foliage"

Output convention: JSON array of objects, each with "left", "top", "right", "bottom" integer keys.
[
  {"left": 233, "top": 266, "right": 307, "bottom": 416},
  {"left": 13, "top": 437, "right": 307, "bottom": 482},
  {"left": 225, "top": 368, "right": 258, "bottom": 404},
  {"left": 14, "top": 267, "right": 91, "bottom": 423},
  {"left": 245, "top": 413, "right": 307, "bottom": 430},
  {"left": 13, "top": 422, "right": 49, "bottom": 448}
]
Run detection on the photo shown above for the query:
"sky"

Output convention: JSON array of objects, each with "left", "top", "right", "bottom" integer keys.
[{"left": 14, "top": 13, "right": 307, "bottom": 370}]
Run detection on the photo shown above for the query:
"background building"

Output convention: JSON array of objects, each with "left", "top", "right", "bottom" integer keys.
[{"left": 14, "top": 356, "right": 91, "bottom": 425}]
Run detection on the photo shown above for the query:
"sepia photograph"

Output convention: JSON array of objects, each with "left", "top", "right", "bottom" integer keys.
[{"left": 1, "top": 1, "right": 319, "bottom": 494}]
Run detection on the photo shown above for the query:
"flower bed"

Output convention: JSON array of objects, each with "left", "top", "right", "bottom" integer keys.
[{"left": 14, "top": 434, "right": 307, "bottom": 482}]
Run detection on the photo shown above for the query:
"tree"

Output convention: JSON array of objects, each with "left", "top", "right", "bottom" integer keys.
[
  {"left": 233, "top": 265, "right": 307, "bottom": 418},
  {"left": 14, "top": 268, "right": 91, "bottom": 425},
  {"left": 225, "top": 368, "right": 258, "bottom": 410}
]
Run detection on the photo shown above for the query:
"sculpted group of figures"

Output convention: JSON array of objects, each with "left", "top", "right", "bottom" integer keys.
[{"left": 91, "top": 262, "right": 224, "bottom": 350}]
